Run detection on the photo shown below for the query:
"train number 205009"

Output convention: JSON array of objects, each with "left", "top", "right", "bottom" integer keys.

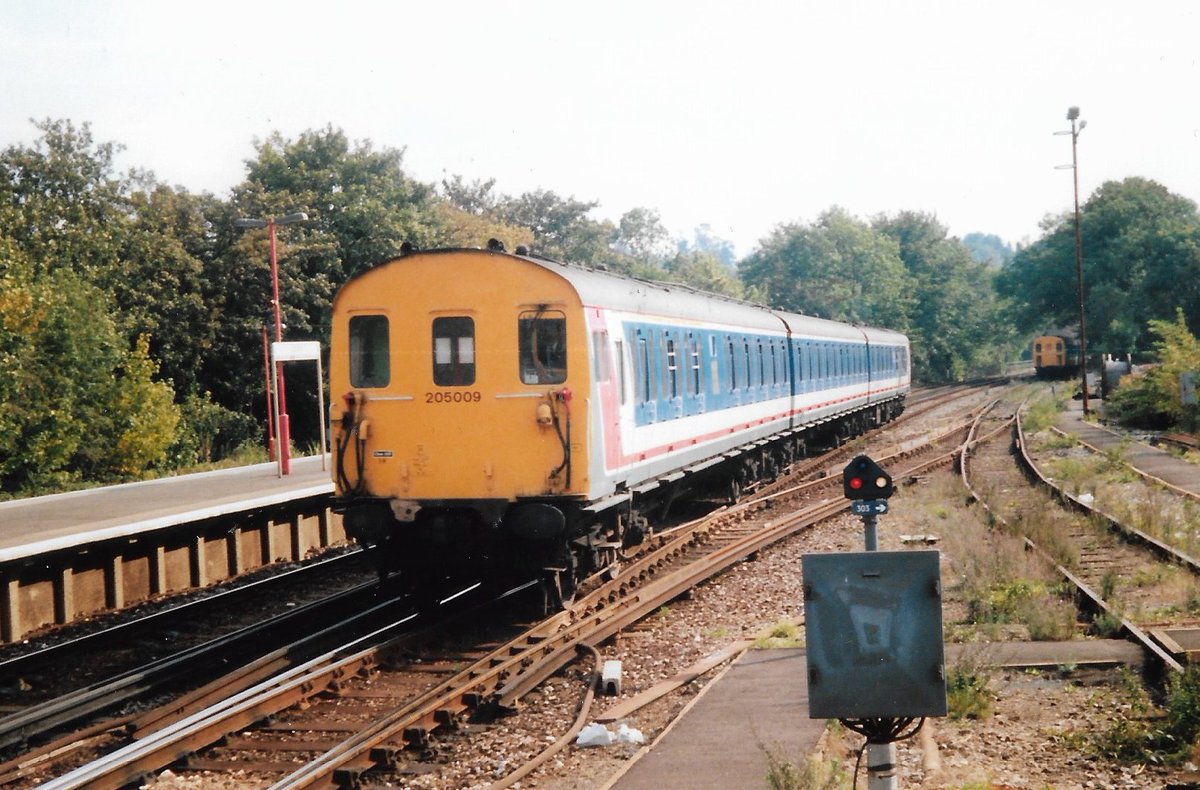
[{"left": 425, "top": 391, "right": 482, "bottom": 404}]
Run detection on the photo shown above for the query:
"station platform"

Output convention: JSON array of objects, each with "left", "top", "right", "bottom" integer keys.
[
  {"left": 0, "top": 455, "right": 332, "bottom": 562},
  {"left": 606, "top": 639, "right": 1142, "bottom": 790},
  {"left": 1054, "top": 401, "right": 1200, "bottom": 498}
]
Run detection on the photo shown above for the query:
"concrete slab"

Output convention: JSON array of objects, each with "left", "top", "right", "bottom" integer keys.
[
  {"left": 608, "top": 640, "right": 1142, "bottom": 790},
  {"left": 610, "top": 648, "right": 822, "bottom": 790}
]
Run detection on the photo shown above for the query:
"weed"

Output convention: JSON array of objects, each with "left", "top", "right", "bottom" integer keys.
[
  {"left": 946, "top": 657, "right": 993, "bottom": 720},
  {"left": 1025, "top": 598, "right": 1077, "bottom": 641},
  {"left": 1100, "top": 571, "right": 1119, "bottom": 601},
  {"left": 754, "top": 618, "right": 803, "bottom": 649},
  {"left": 707, "top": 625, "right": 730, "bottom": 639},
  {"left": 656, "top": 605, "right": 671, "bottom": 619},
  {"left": 763, "top": 748, "right": 848, "bottom": 790},
  {"left": 1023, "top": 396, "right": 1062, "bottom": 433},
  {"left": 1091, "top": 611, "right": 1124, "bottom": 638}
]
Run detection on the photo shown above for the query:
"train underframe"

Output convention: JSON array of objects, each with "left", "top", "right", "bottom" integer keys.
[{"left": 338, "top": 397, "right": 905, "bottom": 611}]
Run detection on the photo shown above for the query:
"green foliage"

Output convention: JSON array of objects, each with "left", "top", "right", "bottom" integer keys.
[
  {"left": 946, "top": 659, "right": 993, "bottom": 720},
  {"left": 0, "top": 261, "right": 176, "bottom": 491},
  {"left": 961, "top": 232, "right": 1014, "bottom": 267},
  {"left": 166, "top": 391, "right": 260, "bottom": 467},
  {"left": 874, "top": 212, "right": 1015, "bottom": 382},
  {"left": 763, "top": 749, "right": 848, "bottom": 790},
  {"left": 92, "top": 335, "right": 180, "bottom": 477},
  {"left": 1022, "top": 395, "right": 1063, "bottom": 434},
  {"left": 998, "top": 177, "right": 1200, "bottom": 358},
  {"left": 741, "top": 208, "right": 914, "bottom": 331},
  {"left": 1091, "top": 611, "right": 1124, "bottom": 638},
  {"left": 1095, "top": 665, "right": 1200, "bottom": 765},
  {"left": 1108, "top": 310, "right": 1200, "bottom": 430},
  {"left": 663, "top": 250, "right": 745, "bottom": 298}
]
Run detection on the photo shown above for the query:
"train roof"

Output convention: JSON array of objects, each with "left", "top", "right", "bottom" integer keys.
[{"left": 351, "top": 247, "right": 908, "bottom": 345}]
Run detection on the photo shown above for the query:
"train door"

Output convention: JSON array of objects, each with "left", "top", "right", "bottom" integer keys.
[{"left": 589, "top": 312, "right": 623, "bottom": 478}]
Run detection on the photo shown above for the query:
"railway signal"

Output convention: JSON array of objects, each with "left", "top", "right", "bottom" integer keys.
[{"left": 843, "top": 455, "right": 893, "bottom": 501}]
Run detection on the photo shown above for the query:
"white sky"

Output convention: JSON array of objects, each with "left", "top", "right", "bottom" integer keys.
[{"left": 2, "top": 1, "right": 1198, "bottom": 256}]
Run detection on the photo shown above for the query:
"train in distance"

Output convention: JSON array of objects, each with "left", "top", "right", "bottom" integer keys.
[{"left": 328, "top": 241, "right": 911, "bottom": 608}]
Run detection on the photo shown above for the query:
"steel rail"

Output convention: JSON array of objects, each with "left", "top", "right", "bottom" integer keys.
[
  {"left": 36, "top": 612, "right": 418, "bottom": 790},
  {"left": 269, "top": 421, "right": 973, "bottom": 788},
  {"left": 0, "top": 575, "right": 391, "bottom": 755},
  {"left": 0, "top": 548, "right": 363, "bottom": 677},
  {"left": 963, "top": 405, "right": 1184, "bottom": 676},
  {"left": 40, "top": 400, "right": 985, "bottom": 789},
  {"left": 1050, "top": 425, "right": 1200, "bottom": 505}
]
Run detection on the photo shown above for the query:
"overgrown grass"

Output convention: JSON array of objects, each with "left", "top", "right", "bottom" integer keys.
[
  {"left": 1023, "top": 395, "right": 1065, "bottom": 434},
  {"left": 1095, "top": 665, "right": 1200, "bottom": 765},
  {"left": 946, "top": 655, "right": 994, "bottom": 720},
  {"left": 763, "top": 748, "right": 848, "bottom": 790},
  {"left": 754, "top": 617, "right": 803, "bottom": 649}
]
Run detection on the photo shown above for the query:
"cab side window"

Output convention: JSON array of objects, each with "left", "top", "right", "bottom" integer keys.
[
  {"left": 350, "top": 315, "right": 390, "bottom": 388},
  {"left": 519, "top": 310, "right": 567, "bottom": 384}
]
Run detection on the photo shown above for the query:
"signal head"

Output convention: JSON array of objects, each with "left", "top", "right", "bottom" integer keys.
[{"left": 843, "top": 455, "right": 893, "bottom": 500}]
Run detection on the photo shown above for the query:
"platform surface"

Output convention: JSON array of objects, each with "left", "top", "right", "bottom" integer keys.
[
  {"left": 1055, "top": 401, "right": 1200, "bottom": 497},
  {"left": 0, "top": 454, "right": 332, "bottom": 560},
  {"left": 612, "top": 648, "right": 821, "bottom": 790},
  {"left": 611, "top": 638, "right": 1143, "bottom": 790}
]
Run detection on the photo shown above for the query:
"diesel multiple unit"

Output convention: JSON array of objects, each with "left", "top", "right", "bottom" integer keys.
[{"left": 330, "top": 247, "right": 910, "bottom": 605}]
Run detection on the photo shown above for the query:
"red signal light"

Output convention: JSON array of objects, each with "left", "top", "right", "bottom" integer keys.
[{"left": 849, "top": 477, "right": 864, "bottom": 490}]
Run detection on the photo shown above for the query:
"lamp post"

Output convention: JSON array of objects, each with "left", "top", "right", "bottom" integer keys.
[
  {"left": 1055, "top": 107, "right": 1089, "bottom": 416},
  {"left": 235, "top": 211, "right": 308, "bottom": 474}
]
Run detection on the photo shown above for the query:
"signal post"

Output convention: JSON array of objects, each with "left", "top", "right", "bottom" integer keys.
[{"left": 803, "top": 455, "right": 946, "bottom": 789}]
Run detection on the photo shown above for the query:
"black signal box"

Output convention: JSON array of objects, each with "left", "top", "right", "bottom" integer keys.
[{"left": 843, "top": 455, "right": 894, "bottom": 500}]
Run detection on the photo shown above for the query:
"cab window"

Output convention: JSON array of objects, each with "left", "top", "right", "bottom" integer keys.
[
  {"left": 432, "top": 316, "right": 475, "bottom": 386},
  {"left": 349, "top": 315, "right": 389, "bottom": 388},
  {"left": 519, "top": 310, "right": 567, "bottom": 384}
]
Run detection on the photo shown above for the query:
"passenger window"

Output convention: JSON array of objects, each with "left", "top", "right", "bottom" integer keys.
[
  {"left": 666, "top": 337, "right": 679, "bottom": 399},
  {"left": 349, "top": 315, "right": 390, "bottom": 388},
  {"left": 689, "top": 335, "right": 701, "bottom": 395},
  {"left": 637, "top": 337, "right": 651, "bottom": 401},
  {"left": 519, "top": 310, "right": 567, "bottom": 384},
  {"left": 432, "top": 316, "right": 475, "bottom": 386}
]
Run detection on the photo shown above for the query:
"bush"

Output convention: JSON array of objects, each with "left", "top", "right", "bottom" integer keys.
[
  {"left": 947, "top": 659, "right": 993, "bottom": 720},
  {"left": 165, "top": 392, "right": 260, "bottom": 467}
]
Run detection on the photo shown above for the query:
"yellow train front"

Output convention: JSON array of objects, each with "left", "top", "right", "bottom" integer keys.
[
  {"left": 1032, "top": 334, "right": 1079, "bottom": 378},
  {"left": 330, "top": 247, "right": 593, "bottom": 602}
]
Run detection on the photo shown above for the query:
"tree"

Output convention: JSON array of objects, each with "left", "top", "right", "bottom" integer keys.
[
  {"left": 679, "top": 224, "right": 737, "bottom": 269},
  {"left": 740, "top": 208, "right": 914, "bottom": 330},
  {"left": 212, "top": 127, "right": 441, "bottom": 439},
  {"left": 998, "top": 178, "right": 1200, "bottom": 358},
  {"left": 1107, "top": 310, "right": 1200, "bottom": 430},
  {"left": 614, "top": 207, "right": 671, "bottom": 263},
  {"left": 493, "top": 188, "right": 617, "bottom": 267},
  {"left": 0, "top": 119, "right": 126, "bottom": 279},
  {"left": 874, "top": 212, "right": 1012, "bottom": 381},
  {"left": 663, "top": 250, "right": 745, "bottom": 298},
  {"left": 961, "top": 232, "right": 1014, "bottom": 267},
  {"left": 0, "top": 121, "right": 183, "bottom": 491}
]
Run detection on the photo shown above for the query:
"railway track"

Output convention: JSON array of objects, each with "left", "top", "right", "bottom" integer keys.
[
  {"left": 0, "top": 384, "right": 992, "bottom": 787},
  {"left": 961, "top": 394, "right": 1196, "bottom": 679},
  {"left": 26, "top": 387, "right": 992, "bottom": 788}
]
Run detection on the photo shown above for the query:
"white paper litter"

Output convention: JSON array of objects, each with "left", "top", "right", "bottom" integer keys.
[
  {"left": 616, "top": 723, "right": 646, "bottom": 744},
  {"left": 576, "top": 722, "right": 615, "bottom": 747}
]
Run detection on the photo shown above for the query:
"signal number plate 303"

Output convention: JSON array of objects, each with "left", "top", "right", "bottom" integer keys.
[
  {"left": 851, "top": 500, "right": 889, "bottom": 516},
  {"left": 425, "top": 391, "right": 482, "bottom": 404}
]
